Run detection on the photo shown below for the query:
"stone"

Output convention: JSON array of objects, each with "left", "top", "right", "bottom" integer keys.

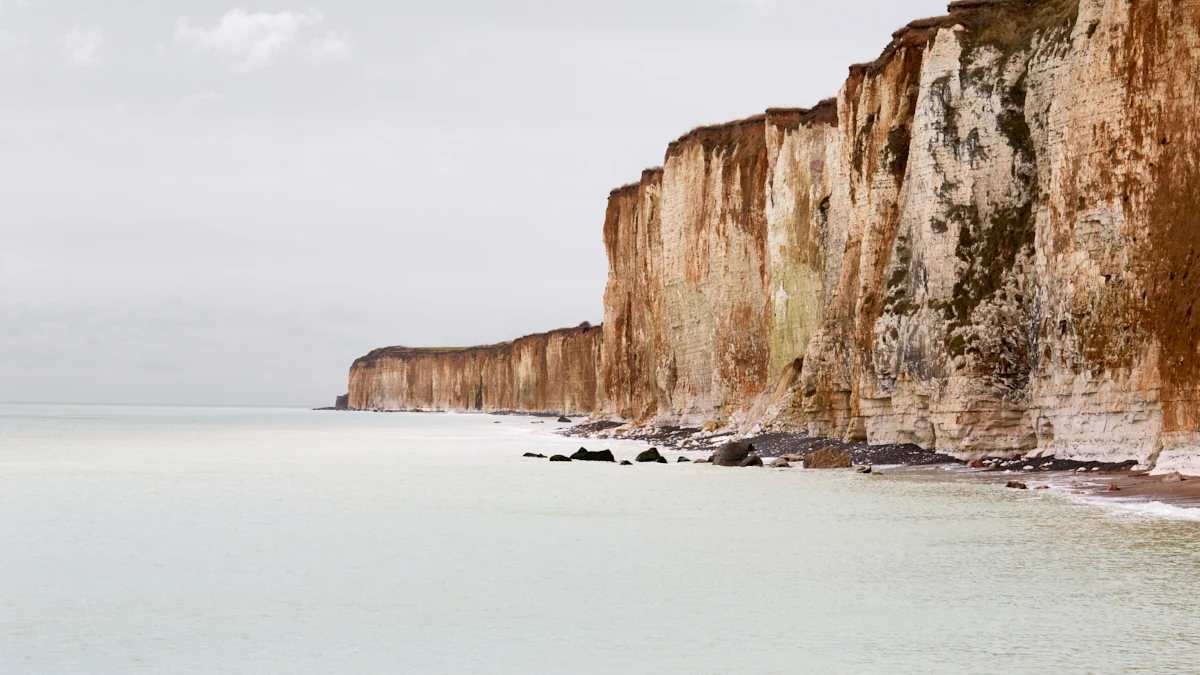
[
  {"left": 620, "top": 460, "right": 633, "bottom": 465},
  {"left": 967, "top": 459, "right": 985, "bottom": 468},
  {"left": 549, "top": 455, "right": 571, "bottom": 462},
  {"left": 856, "top": 465, "right": 872, "bottom": 474},
  {"left": 712, "top": 442, "right": 754, "bottom": 467},
  {"left": 1106, "top": 483, "right": 1122, "bottom": 492},
  {"left": 700, "top": 420, "right": 726, "bottom": 433},
  {"left": 570, "top": 448, "right": 616, "bottom": 462},
  {"left": 782, "top": 454, "right": 805, "bottom": 462},
  {"left": 635, "top": 448, "right": 664, "bottom": 463},
  {"left": 523, "top": 453, "right": 547, "bottom": 458},
  {"left": 334, "top": 394, "right": 350, "bottom": 410},
  {"left": 677, "top": 457, "right": 691, "bottom": 463},
  {"left": 656, "top": 457, "right": 668, "bottom": 464},
  {"left": 769, "top": 458, "right": 791, "bottom": 468},
  {"left": 1035, "top": 485, "right": 1050, "bottom": 490},
  {"left": 803, "top": 448, "right": 853, "bottom": 469},
  {"left": 557, "top": 417, "right": 572, "bottom": 423},
  {"left": 739, "top": 456, "right": 764, "bottom": 467},
  {"left": 693, "top": 457, "right": 710, "bottom": 464},
  {"left": 1160, "top": 472, "right": 1187, "bottom": 483},
  {"left": 1006, "top": 481, "right": 1028, "bottom": 490}
]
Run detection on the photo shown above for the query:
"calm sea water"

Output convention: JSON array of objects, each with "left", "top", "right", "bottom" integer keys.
[{"left": 2, "top": 404, "right": 1199, "bottom": 674}]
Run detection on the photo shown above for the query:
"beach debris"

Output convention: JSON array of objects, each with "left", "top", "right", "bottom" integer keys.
[
  {"left": 769, "top": 458, "right": 791, "bottom": 468},
  {"left": 570, "top": 448, "right": 616, "bottom": 462},
  {"left": 713, "top": 441, "right": 754, "bottom": 467},
  {"left": 549, "top": 455, "right": 572, "bottom": 462},
  {"left": 636, "top": 448, "right": 664, "bottom": 463},
  {"left": 523, "top": 453, "right": 547, "bottom": 458},
  {"left": 557, "top": 417, "right": 572, "bottom": 423},
  {"left": 1006, "top": 481, "right": 1028, "bottom": 490},
  {"left": 803, "top": 448, "right": 853, "bottom": 469}
]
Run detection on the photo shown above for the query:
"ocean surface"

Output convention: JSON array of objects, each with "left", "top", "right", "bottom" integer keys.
[{"left": 2, "top": 403, "right": 1199, "bottom": 674}]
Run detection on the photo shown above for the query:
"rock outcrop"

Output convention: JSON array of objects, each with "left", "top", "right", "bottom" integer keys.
[
  {"left": 348, "top": 0, "right": 1200, "bottom": 474},
  {"left": 347, "top": 323, "right": 602, "bottom": 414}
]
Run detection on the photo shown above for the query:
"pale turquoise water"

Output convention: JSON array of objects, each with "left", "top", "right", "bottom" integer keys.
[{"left": 2, "top": 403, "right": 1199, "bottom": 674}]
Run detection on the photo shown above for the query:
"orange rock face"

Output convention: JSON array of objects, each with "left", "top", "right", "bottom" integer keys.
[
  {"left": 347, "top": 324, "right": 602, "bottom": 414},
  {"left": 348, "top": 0, "right": 1200, "bottom": 473}
]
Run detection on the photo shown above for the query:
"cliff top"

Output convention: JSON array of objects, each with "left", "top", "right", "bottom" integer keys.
[{"left": 352, "top": 322, "right": 601, "bottom": 369}]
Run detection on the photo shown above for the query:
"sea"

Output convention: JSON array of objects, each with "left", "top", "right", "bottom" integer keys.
[{"left": 2, "top": 403, "right": 1199, "bottom": 674}]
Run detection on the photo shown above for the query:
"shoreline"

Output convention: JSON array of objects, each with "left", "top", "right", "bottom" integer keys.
[{"left": 559, "top": 419, "right": 1200, "bottom": 514}]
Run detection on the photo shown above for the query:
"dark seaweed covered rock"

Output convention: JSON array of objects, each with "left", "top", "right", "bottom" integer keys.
[
  {"left": 636, "top": 448, "right": 664, "bottom": 463},
  {"left": 549, "top": 455, "right": 572, "bottom": 462},
  {"left": 570, "top": 448, "right": 616, "bottom": 462},
  {"left": 523, "top": 453, "right": 547, "bottom": 458},
  {"left": 713, "top": 442, "right": 754, "bottom": 466}
]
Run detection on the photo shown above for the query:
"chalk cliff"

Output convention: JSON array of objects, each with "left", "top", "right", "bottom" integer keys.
[
  {"left": 348, "top": 324, "right": 602, "bottom": 414},
  {"left": 348, "top": 0, "right": 1200, "bottom": 472}
]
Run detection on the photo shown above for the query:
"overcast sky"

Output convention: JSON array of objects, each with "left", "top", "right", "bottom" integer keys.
[{"left": 0, "top": 0, "right": 947, "bottom": 406}]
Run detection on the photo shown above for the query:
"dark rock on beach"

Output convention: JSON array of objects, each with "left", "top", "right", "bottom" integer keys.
[
  {"left": 713, "top": 442, "right": 754, "bottom": 467},
  {"left": 803, "top": 448, "right": 852, "bottom": 469},
  {"left": 739, "top": 455, "right": 763, "bottom": 467},
  {"left": 677, "top": 457, "right": 691, "bottom": 463},
  {"left": 656, "top": 456, "right": 668, "bottom": 464},
  {"left": 636, "top": 448, "right": 664, "bottom": 463},
  {"left": 769, "top": 458, "right": 790, "bottom": 468},
  {"left": 557, "top": 417, "right": 572, "bottom": 423},
  {"left": 1006, "top": 481, "right": 1028, "bottom": 489},
  {"left": 523, "top": 453, "right": 547, "bottom": 458},
  {"left": 620, "top": 460, "right": 633, "bottom": 465},
  {"left": 549, "top": 455, "right": 572, "bottom": 462},
  {"left": 570, "top": 448, "right": 616, "bottom": 462}
]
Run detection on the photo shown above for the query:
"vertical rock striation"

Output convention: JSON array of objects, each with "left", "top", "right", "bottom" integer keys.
[
  {"left": 348, "top": 324, "right": 602, "bottom": 414},
  {"left": 348, "top": 0, "right": 1200, "bottom": 472}
]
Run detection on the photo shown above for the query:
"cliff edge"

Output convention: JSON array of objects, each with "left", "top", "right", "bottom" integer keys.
[{"left": 348, "top": 0, "right": 1200, "bottom": 473}]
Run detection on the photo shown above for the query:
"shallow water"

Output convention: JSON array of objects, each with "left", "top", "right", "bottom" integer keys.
[{"left": 2, "top": 404, "right": 1199, "bottom": 674}]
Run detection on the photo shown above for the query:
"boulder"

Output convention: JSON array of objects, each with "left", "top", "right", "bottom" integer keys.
[
  {"left": 557, "top": 417, "right": 572, "bottom": 423},
  {"left": 334, "top": 394, "right": 350, "bottom": 410},
  {"left": 523, "top": 453, "right": 547, "bottom": 458},
  {"left": 570, "top": 448, "right": 616, "bottom": 462},
  {"left": 713, "top": 442, "right": 754, "bottom": 467},
  {"left": 620, "top": 460, "right": 633, "bottom": 466},
  {"left": 693, "top": 457, "right": 710, "bottom": 464},
  {"left": 1006, "top": 481, "right": 1028, "bottom": 489},
  {"left": 803, "top": 448, "right": 853, "bottom": 469},
  {"left": 1160, "top": 472, "right": 1188, "bottom": 483},
  {"left": 739, "top": 455, "right": 764, "bottom": 467},
  {"left": 782, "top": 453, "right": 805, "bottom": 463},
  {"left": 677, "top": 457, "right": 692, "bottom": 463},
  {"left": 549, "top": 455, "right": 571, "bottom": 462},
  {"left": 769, "top": 458, "right": 790, "bottom": 468},
  {"left": 636, "top": 448, "right": 664, "bottom": 463},
  {"left": 656, "top": 457, "right": 668, "bottom": 464}
]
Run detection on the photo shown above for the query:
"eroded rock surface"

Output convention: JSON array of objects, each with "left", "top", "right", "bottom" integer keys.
[{"left": 349, "top": 0, "right": 1200, "bottom": 474}]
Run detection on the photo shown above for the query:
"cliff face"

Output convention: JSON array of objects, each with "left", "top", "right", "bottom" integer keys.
[
  {"left": 349, "top": 0, "right": 1200, "bottom": 472},
  {"left": 348, "top": 324, "right": 602, "bottom": 414}
]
